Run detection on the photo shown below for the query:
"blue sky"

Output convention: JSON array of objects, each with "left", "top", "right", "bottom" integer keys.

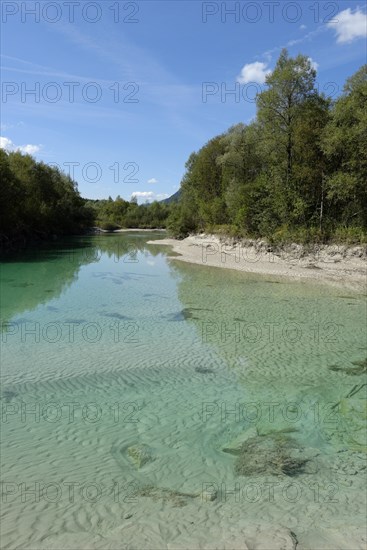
[{"left": 1, "top": 1, "right": 366, "bottom": 202}]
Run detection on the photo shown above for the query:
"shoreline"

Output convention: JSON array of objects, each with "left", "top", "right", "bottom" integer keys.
[
  {"left": 147, "top": 234, "right": 367, "bottom": 292},
  {"left": 114, "top": 228, "right": 166, "bottom": 233},
  {"left": 91, "top": 227, "right": 166, "bottom": 233}
]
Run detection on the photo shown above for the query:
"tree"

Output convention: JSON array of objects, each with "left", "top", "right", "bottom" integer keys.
[
  {"left": 257, "top": 49, "right": 320, "bottom": 221},
  {"left": 0, "top": 150, "right": 94, "bottom": 247},
  {"left": 168, "top": 55, "right": 366, "bottom": 241},
  {"left": 0, "top": 149, "right": 22, "bottom": 235},
  {"left": 218, "top": 122, "right": 263, "bottom": 229},
  {"left": 322, "top": 65, "right": 367, "bottom": 228}
]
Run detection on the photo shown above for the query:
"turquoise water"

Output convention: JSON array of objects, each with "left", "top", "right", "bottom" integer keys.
[{"left": 1, "top": 233, "right": 366, "bottom": 549}]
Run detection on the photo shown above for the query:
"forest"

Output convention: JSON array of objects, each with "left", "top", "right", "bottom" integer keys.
[
  {"left": 85, "top": 196, "right": 171, "bottom": 231},
  {"left": 167, "top": 51, "right": 367, "bottom": 243},
  {"left": 0, "top": 148, "right": 95, "bottom": 248},
  {"left": 1, "top": 51, "right": 366, "bottom": 248}
]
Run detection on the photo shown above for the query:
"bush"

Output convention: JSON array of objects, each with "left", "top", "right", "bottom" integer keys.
[
  {"left": 98, "top": 221, "right": 121, "bottom": 231},
  {"left": 167, "top": 203, "right": 199, "bottom": 238},
  {"left": 333, "top": 226, "right": 367, "bottom": 244}
]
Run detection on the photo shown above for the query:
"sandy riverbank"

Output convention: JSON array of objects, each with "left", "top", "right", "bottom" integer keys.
[{"left": 148, "top": 234, "right": 367, "bottom": 292}]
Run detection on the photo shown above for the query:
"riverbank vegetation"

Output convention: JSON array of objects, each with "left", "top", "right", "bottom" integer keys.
[
  {"left": 85, "top": 197, "right": 171, "bottom": 231},
  {"left": 167, "top": 51, "right": 367, "bottom": 244},
  {"left": 0, "top": 152, "right": 170, "bottom": 249},
  {"left": 1, "top": 51, "right": 366, "bottom": 248},
  {"left": 0, "top": 149, "right": 94, "bottom": 249}
]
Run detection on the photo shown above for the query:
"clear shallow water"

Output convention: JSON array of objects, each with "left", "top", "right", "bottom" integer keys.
[{"left": 1, "top": 233, "right": 366, "bottom": 549}]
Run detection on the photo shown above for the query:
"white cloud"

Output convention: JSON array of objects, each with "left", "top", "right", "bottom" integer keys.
[
  {"left": 132, "top": 191, "right": 169, "bottom": 203},
  {"left": 1, "top": 123, "right": 12, "bottom": 132},
  {"left": 147, "top": 178, "right": 158, "bottom": 184},
  {"left": 0, "top": 136, "right": 13, "bottom": 150},
  {"left": 300, "top": 24, "right": 307, "bottom": 30},
  {"left": 132, "top": 191, "right": 155, "bottom": 199},
  {"left": 308, "top": 57, "right": 319, "bottom": 71},
  {"left": 0, "top": 121, "right": 24, "bottom": 132},
  {"left": 327, "top": 7, "right": 367, "bottom": 43},
  {"left": 287, "top": 39, "right": 300, "bottom": 47},
  {"left": 19, "top": 144, "right": 41, "bottom": 155},
  {"left": 237, "top": 61, "right": 271, "bottom": 84},
  {"left": 0, "top": 136, "right": 41, "bottom": 155}
]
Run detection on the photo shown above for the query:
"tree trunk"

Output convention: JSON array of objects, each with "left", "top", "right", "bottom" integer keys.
[{"left": 319, "top": 173, "right": 324, "bottom": 232}]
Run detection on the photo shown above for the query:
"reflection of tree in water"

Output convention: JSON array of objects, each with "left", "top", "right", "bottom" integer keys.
[
  {"left": 1, "top": 232, "right": 166, "bottom": 325},
  {"left": 1, "top": 240, "right": 94, "bottom": 325},
  {"left": 94, "top": 232, "right": 168, "bottom": 262}
]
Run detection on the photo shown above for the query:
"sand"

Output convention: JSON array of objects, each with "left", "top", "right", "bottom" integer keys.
[
  {"left": 2, "top": 233, "right": 366, "bottom": 550},
  {"left": 147, "top": 234, "right": 367, "bottom": 292}
]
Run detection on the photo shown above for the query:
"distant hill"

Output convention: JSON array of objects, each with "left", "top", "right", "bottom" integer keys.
[{"left": 160, "top": 189, "right": 181, "bottom": 204}]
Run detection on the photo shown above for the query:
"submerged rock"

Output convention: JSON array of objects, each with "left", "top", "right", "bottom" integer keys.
[
  {"left": 234, "top": 432, "right": 309, "bottom": 477},
  {"left": 338, "top": 398, "right": 367, "bottom": 452},
  {"left": 257, "top": 426, "right": 299, "bottom": 437},
  {"left": 1, "top": 389, "right": 17, "bottom": 403},
  {"left": 195, "top": 366, "right": 214, "bottom": 374},
  {"left": 329, "top": 358, "right": 367, "bottom": 375},
  {"left": 351, "top": 357, "right": 367, "bottom": 373},
  {"left": 222, "top": 427, "right": 258, "bottom": 455},
  {"left": 127, "top": 444, "right": 155, "bottom": 469},
  {"left": 200, "top": 486, "right": 218, "bottom": 502},
  {"left": 135, "top": 485, "right": 199, "bottom": 507}
]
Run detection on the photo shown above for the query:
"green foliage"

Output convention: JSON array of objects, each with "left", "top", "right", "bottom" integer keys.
[
  {"left": 167, "top": 202, "right": 199, "bottom": 238},
  {"left": 2, "top": 53, "right": 365, "bottom": 248},
  {"left": 333, "top": 226, "right": 367, "bottom": 245},
  {"left": 168, "top": 53, "right": 367, "bottom": 243},
  {"left": 322, "top": 64, "right": 367, "bottom": 229},
  {"left": 98, "top": 221, "right": 121, "bottom": 231},
  {"left": 0, "top": 150, "right": 94, "bottom": 248},
  {"left": 88, "top": 197, "right": 171, "bottom": 230},
  {"left": 0, "top": 154, "right": 173, "bottom": 247}
]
